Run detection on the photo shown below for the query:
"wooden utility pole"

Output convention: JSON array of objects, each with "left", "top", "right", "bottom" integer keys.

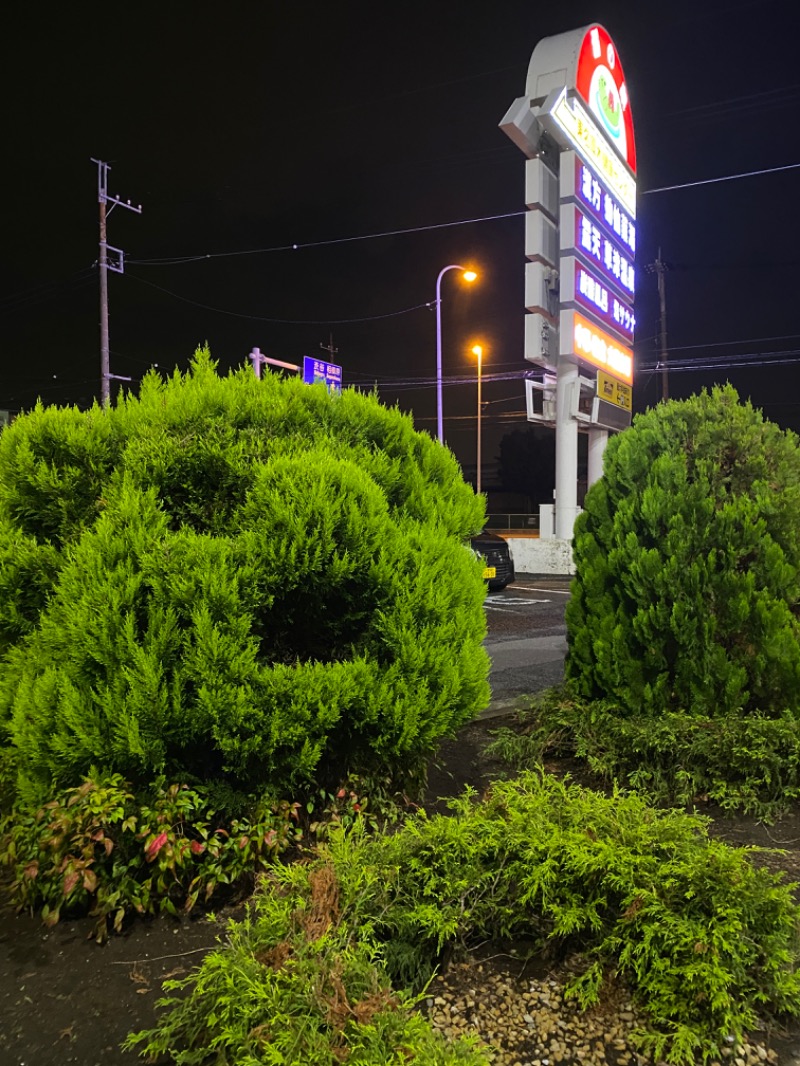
[
  {"left": 320, "top": 333, "right": 338, "bottom": 361},
  {"left": 92, "top": 160, "right": 141, "bottom": 405},
  {"left": 646, "top": 249, "right": 671, "bottom": 402}
]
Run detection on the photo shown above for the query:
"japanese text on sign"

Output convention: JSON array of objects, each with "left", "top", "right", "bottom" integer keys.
[
  {"left": 550, "top": 89, "right": 636, "bottom": 217},
  {"left": 575, "top": 207, "right": 635, "bottom": 296},
  {"left": 597, "top": 369, "right": 633, "bottom": 411},
  {"left": 570, "top": 310, "right": 633, "bottom": 384},
  {"left": 576, "top": 160, "right": 636, "bottom": 257},
  {"left": 574, "top": 262, "right": 635, "bottom": 342},
  {"left": 302, "top": 356, "right": 342, "bottom": 392}
]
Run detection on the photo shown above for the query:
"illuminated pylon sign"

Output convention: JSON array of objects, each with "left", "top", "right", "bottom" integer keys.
[{"left": 500, "top": 22, "right": 636, "bottom": 541}]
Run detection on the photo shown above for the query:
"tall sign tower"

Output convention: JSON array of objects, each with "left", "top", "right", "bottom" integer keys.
[{"left": 500, "top": 24, "right": 636, "bottom": 540}]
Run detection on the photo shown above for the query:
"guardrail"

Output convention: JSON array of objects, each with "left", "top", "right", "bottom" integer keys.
[{"left": 485, "top": 513, "right": 540, "bottom": 533}]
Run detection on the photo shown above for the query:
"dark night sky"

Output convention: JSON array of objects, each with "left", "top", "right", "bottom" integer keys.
[{"left": 4, "top": 0, "right": 800, "bottom": 475}]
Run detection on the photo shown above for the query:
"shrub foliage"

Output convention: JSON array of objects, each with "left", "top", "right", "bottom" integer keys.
[
  {"left": 565, "top": 386, "right": 800, "bottom": 807},
  {"left": 126, "top": 772, "right": 800, "bottom": 1065},
  {"left": 0, "top": 351, "right": 489, "bottom": 803},
  {"left": 1, "top": 772, "right": 302, "bottom": 941}
]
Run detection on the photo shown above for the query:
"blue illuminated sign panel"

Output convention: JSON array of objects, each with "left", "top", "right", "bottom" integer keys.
[
  {"left": 561, "top": 257, "right": 634, "bottom": 343},
  {"left": 571, "top": 259, "right": 635, "bottom": 338},
  {"left": 571, "top": 156, "right": 636, "bottom": 257},
  {"left": 563, "top": 205, "right": 635, "bottom": 299},
  {"left": 303, "top": 357, "right": 342, "bottom": 392}
]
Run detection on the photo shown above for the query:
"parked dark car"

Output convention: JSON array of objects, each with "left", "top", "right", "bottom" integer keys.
[{"left": 470, "top": 530, "right": 515, "bottom": 591}]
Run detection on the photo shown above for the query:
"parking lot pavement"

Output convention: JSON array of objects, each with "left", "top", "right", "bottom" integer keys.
[
  {"left": 484, "top": 575, "right": 571, "bottom": 638},
  {"left": 482, "top": 575, "right": 570, "bottom": 712}
]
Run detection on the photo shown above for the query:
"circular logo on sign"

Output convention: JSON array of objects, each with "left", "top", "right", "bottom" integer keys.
[
  {"left": 575, "top": 25, "right": 636, "bottom": 172},
  {"left": 590, "top": 65, "right": 625, "bottom": 155}
]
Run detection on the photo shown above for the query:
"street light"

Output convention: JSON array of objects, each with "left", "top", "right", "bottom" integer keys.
[
  {"left": 435, "top": 265, "right": 478, "bottom": 445},
  {"left": 471, "top": 344, "right": 484, "bottom": 494}
]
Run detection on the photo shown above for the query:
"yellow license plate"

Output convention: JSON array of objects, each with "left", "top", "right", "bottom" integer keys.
[{"left": 483, "top": 566, "right": 496, "bottom": 579}]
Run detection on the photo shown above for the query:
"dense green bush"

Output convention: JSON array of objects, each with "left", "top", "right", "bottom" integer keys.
[
  {"left": 564, "top": 387, "right": 800, "bottom": 806},
  {"left": 0, "top": 350, "right": 489, "bottom": 804},
  {"left": 126, "top": 772, "right": 800, "bottom": 1065}
]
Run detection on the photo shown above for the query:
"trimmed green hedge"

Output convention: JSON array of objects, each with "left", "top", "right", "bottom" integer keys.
[{"left": 0, "top": 350, "right": 489, "bottom": 803}]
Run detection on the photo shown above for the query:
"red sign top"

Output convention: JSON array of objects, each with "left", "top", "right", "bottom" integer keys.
[{"left": 575, "top": 26, "right": 636, "bottom": 173}]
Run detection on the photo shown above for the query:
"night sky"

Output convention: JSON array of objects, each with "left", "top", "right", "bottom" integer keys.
[{"left": 4, "top": 0, "right": 800, "bottom": 477}]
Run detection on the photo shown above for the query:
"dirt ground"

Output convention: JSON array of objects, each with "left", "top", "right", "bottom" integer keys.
[{"left": 4, "top": 713, "right": 800, "bottom": 1065}]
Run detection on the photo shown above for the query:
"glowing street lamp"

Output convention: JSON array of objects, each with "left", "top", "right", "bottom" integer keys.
[
  {"left": 471, "top": 344, "right": 484, "bottom": 494},
  {"left": 435, "top": 265, "right": 478, "bottom": 445}
]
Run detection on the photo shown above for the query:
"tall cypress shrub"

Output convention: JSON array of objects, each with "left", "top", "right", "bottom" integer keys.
[
  {"left": 0, "top": 350, "right": 489, "bottom": 802},
  {"left": 568, "top": 386, "right": 800, "bottom": 718}
]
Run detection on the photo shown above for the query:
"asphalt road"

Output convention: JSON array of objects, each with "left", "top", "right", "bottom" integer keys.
[{"left": 483, "top": 574, "right": 571, "bottom": 715}]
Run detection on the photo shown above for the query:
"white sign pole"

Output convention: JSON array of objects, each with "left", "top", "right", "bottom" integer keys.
[
  {"left": 555, "top": 361, "right": 579, "bottom": 539},
  {"left": 587, "top": 428, "right": 608, "bottom": 488}
]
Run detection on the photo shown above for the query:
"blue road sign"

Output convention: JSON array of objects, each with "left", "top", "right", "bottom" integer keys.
[{"left": 303, "top": 356, "right": 342, "bottom": 392}]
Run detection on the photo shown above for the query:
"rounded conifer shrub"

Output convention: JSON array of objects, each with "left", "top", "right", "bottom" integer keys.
[
  {"left": 0, "top": 351, "right": 490, "bottom": 803},
  {"left": 564, "top": 386, "right": 800, "bottom": 808}
]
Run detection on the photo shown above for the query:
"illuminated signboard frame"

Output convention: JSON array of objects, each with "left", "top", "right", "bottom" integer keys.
[
  {"left": 560, "top": 256, "right": 635, "bottom": 344},
  {"left": 501, "top": 22, "right": 638, "bottom": 410},
  {"left": 561, "top": 309, "right": 633, "bottom": 385},
  {"left": 543, "top": 88, "right": 636, "bottom": 218},
  {"left": 561, "top": 205, "right": 635, "bottom": 299},
  {"left": 562, "top": 153, "right": 635, "bottom": 257}
]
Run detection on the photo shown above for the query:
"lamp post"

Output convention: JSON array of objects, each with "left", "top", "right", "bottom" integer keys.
[
  {"left": 471, "top": 344, "right": 484, "bottom": 494},
  {"left": 435, "top": 265, "right": 477, "bottom": 445}
]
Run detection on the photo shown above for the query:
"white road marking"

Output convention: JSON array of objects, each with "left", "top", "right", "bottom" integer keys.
[
  {"left": 513, "top": 584, "right": 571, "bottom": 595},
  {"left": 491, "top": 591, "right": 552, "bottom": 601},
  {"left": 485, "top": 597, "right": 551, "bottom": 610}
]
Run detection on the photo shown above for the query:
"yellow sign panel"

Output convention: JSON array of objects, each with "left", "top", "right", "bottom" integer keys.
[{"left": 597, "top": 370, "right": 632, "bottom": 411}]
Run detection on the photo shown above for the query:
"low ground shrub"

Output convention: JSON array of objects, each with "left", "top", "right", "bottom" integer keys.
[
  {"left": 124, "top": 861, "right": 487, "bottom": 1066},
  {"left": 126, "top": 771, "right": 800, "bottom": 1064},
  {"left": 489, "top": 686, "right": 800, "bottom": 816},
  {"left": 0, "top": 767, "right": 413, "bottom": 941},
  {"left": 0, "top": 772, "right": 303, "bottom": 941}
]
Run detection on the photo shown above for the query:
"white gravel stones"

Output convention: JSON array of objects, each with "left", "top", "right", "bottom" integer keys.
[{"left": 423, "top": 959, "right": 779, "bottom": 1066}]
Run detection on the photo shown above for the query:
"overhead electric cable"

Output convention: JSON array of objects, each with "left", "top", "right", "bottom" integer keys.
[
  {"left": 126, "top": 209, "right": 525, "bottom": 266},
  {"left": 641, "top": 162, "right": 800, "bottom": 195},
  {"left": 647, "top": 331, "right": 800, "bottom": 355},
  {"left": 125, "top": 157, "right": 800, "bottom": 267},
  {"left": 125, "top": 272, "right": 433, "bottom": 325}
]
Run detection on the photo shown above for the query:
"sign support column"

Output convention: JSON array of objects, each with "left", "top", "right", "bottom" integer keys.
[{"left": 555, "top": 361, "right": 580, "bottom": 539}]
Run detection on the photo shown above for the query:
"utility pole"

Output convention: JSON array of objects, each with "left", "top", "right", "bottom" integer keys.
[
  {"left": 320, "top": 333, "right": 338, "bottom": 362},
  {"left": 92, "top": 160, "right": 142, "bottom": 405},
  {"left": 645, "top": 249, "right": 671, "bottom": 402}
]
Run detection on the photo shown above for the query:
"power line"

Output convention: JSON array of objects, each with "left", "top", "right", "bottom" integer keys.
[
  {"left": 120, "top": 162, "right": 800, "bottom": 269},
  {"left": 641, "top": 162, "right": 800, "bottom": 196},
  {"left": 125, "top": 272, "right": 434, "bottom": 325},
  {"left": 1, "top": 269, "right": 96, "bottom": 314},
  {"left": 126, "top": 209, "right": 525, "bottom": 267}
]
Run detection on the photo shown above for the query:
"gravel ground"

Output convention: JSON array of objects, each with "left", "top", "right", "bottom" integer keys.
[{"left": 425, "top": 958, "right": 781, "bottom": 1066}]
